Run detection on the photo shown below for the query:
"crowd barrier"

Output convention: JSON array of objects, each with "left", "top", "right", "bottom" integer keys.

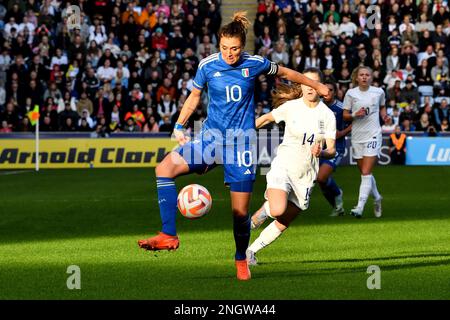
[{"left": 1, "top": 132, "right": 449, "bottom": 169}]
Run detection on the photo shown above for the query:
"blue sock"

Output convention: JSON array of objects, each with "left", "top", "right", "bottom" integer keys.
[
  {"left": 321, "top": 182, "right": 336, "bottom": 207},
  {"left": 327, "top": 177, "right": 341, "bottom": 197},
  {"left": 321, "top": 177, "right": 341, "bottom": 207},
  {"left": 233, "top": 215, "right": 250, "bottom": 261},
  {"left": 156, "top": 177, "right": 177, "bottom": 236}
]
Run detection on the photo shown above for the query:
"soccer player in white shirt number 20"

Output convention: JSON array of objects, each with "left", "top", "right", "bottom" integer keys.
[
  {"left": 342, "top": 66, "right": 387, "bottom": 218},
  {"left": 246, "top": 68, "right": 337, "bottom": 265}
]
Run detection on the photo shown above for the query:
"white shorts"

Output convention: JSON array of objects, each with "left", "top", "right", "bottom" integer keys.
[
  {"left": 352, "top": 135, "right": 382, "bottom": 160},
  {"left": 265, "top": 165, "right": 315, "bottom": 211}
]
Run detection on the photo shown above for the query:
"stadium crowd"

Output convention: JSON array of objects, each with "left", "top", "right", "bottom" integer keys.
[{"left": 0, "top": 0, "right": 449, "bottom": 135}]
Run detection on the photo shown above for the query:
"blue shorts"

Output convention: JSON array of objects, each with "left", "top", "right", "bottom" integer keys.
[
  {"left": 176, "top": 134, "right": 257, "bottom": 190},
  {"left": 319, "top": 151, "right": 344, "bottom": 171}
]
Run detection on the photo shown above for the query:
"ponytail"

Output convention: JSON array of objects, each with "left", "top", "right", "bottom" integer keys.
[{"left": 219, "top": 11, "right": 250, "bottom": 46}]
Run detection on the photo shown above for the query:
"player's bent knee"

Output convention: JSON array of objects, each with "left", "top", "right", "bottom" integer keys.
[
  {"left": 268, "top": 205, "right": 286, "bottom": 218},
  {"left": 155, "top": 159, "right": 178, "bottom": 178},
  {"left": 156, "top": 152, "right": 188, "bottom": 178}
]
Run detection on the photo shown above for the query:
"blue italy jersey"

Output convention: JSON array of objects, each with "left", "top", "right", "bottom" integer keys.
[
  {"left": 327, "top": 99, "right": 348, "bottom": 154},
  {"left": 193, "top": 52, "right": 278, "bottom": 141}
]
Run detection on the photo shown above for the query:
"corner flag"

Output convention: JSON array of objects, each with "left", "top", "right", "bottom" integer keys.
[{"left": 27, "top": 105, "right": 40, "bottom": 125}]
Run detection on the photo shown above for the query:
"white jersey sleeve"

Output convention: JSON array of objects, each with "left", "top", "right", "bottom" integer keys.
[{"left": 271, "top": 101, "right": 291, "bottom": 123}]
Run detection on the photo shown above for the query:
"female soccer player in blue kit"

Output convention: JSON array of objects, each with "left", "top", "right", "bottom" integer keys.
[
  {"left": 138, "top": 12, "right": 330, "bottom": 281},
  {"left": 317, "top": 80, "right": 352, "bottom": 217}
]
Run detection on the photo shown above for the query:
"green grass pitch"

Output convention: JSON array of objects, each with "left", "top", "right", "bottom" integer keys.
[{"left": 0, "top": 166, "right": 449, "bottom": 300}]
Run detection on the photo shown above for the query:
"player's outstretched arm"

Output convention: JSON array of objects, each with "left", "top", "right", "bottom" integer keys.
[
  {"left": 173, "top": 88, "right": 202, "bottom": 145},
  {"left": 255, "top": 113, "right": 275, "bottom": 129},
  {"left": 276, "top": 66, "right": 331, "bottom": 100}
]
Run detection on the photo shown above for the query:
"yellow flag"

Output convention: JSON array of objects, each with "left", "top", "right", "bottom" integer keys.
[{"left": 27, "top": 105, "right": 40, "bottom": 126}]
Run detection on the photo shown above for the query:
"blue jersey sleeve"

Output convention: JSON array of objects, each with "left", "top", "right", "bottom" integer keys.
[{"left": 193, "top": 66, "right": 207, "bottom": 90}]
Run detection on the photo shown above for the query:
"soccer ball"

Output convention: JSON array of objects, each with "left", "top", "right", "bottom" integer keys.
[{"left": 177, "top": 184, "right": 212, "bottom": 219}]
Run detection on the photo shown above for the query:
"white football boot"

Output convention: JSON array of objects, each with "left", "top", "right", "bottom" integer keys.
[
  {"left": 330, "top": 189, "right": 345, "bottom": 217},
  {"left": 246, "top": 249, "right": 258, "bottom": 266},
  {"left": 374, "top": 196, "right": 383, "bottom": 218}
]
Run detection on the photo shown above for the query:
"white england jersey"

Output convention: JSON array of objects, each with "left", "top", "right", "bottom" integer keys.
[
  {"left": 271, "top": 97, "right": 336, "bottom": 178},
  {"left": 343, "top": 86, "right": 385, "bottom": 143}
]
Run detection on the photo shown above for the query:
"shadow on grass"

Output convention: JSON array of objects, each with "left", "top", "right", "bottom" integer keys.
[{"left": 252, "top": 256, "right": 450, "bottom": 279}]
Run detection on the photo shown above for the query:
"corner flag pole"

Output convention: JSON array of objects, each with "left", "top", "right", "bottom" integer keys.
[
  {"left": 27, "top": 105, "right": 40, "bottom": 171},
  {"left": 35, "top": 118, "right": 39, "bottom": 172}
]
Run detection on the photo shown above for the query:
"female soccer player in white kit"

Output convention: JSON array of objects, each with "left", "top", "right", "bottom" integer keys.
[
  {"left": 246, "top": 68, "right": 336, "bottom": 264},
  {"left": 342, "top": 66, "right": 386, "bottom": 218}
]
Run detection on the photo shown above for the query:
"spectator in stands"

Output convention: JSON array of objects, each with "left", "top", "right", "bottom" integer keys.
[
  {"left": 143, "top": 115, "right": 159, "bottom": 133},
  {"left": 96, "top": 59, "right": 115, "bottom": 84},
  {"left": 392, "top": 108, "right": 401, "bottom": 126},
  {"left": 0, "top": 101, "right": 18, "bottom": 130},
  {"left": 320, "top": 13, "right": 340, "bottom": 37},
  {"left": 416, "top": 59, "right": 433, "bottom": 86},
  {"left": 125, "top": 104, "right": 145, "bottom": 129},
  {"left": 416, "top": 113, "right": 431, "bottom": 132},
  {"left": 338, "top": 15, "right": 357, "bottom": 37},
  {"left": 78, "top": 109, "right": 95, "bottom": 129},
  {"left": 123, "top": 116, "right": 140, "bottom": 132},
  {"left": 388, "top": 29, "right": 402, "bottom": 47},
  {"left": 400, "top": 43, "right": 418, "bottom": 70},
  {"left": 59, "top": 101, "right": 79, "bottom": 131},
  {"left": 440, "top": 119, "right": 449, "bottom": 132},
  {"left": 426, "top": 125, "right": 439, "bottom": 137},
  {"left": 61, "top": 117, "right": 77, "bottom": 132},
  {"left": 431, "top": 57, "right": 449, "bottom": 92},
  {"left": 156, "top": 78, "right": 176, "bottom": 103},
  {"left": 305, "top": 47, "right": 320, "bottom": 69},
  {"left": 157, "top": 93, "right": 177, "bottom": 122},
  {"left": 152, "top": 27, "right": 169, "bottom": 60},
  {"left": 76, "top": 92, "right": 94, "bottom": 117},
  {"left": 434, "top": 98, "right": 450, "bottom": 127},
  {"left": 0, "top": 119, "right": 12, "bottom": 132},
  {"left": 416, "top": 12, "right": 435, "bottom": 33},
  {"left": 386, "top": 46, "right": 401, "bottom": 73},
  {"left": 270, "top": 42, "right": 289, "bottom": 66},
  {"left": 382, "top": 115, "right": 396, "bottom": 133},
  {"left": 401, "top": 118, "right": 416, "bottom": 132},
  {"left": 387, "top": 80, "right": 403, "bottom": 101},
  {"left": 400, "top": 79, "right": 420, "bottom": 105},
  {"left": 197, "top": 34, "right": 217, "bottom": 59},
  {"left": 158, "top": 115, "right": 173, "bottom": 133}
]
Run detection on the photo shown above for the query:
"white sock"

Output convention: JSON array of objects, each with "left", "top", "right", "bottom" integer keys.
[
  {"left": 248, "top": 221, "right": 283, "bottom": 254},
  {"left": 371, "top": 176, "right": 381, "bottom": 201},
  {"left": 356, "top": 175, "right": 372, "bottom": 210}
]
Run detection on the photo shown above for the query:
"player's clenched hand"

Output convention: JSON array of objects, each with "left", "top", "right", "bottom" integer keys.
[
  {"left": 173, "top": 128, "right": 190, "bottom": 146},
  {"left": 353, "top": 107, "right": 367, "bottom": 118},
  {"left": 317, "top": 83, "right": 332, "bottom": 100},
  {"left": 311, "top": 142, "right": 322, "bottom": 157}
]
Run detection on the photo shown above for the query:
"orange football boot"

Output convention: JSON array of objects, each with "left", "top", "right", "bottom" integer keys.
[
  {"left": 235, "top": 259, "right": 251, "bottom": 281},
  {"left": 138, "top": 232, "right": 179, "bottom": 251}
]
